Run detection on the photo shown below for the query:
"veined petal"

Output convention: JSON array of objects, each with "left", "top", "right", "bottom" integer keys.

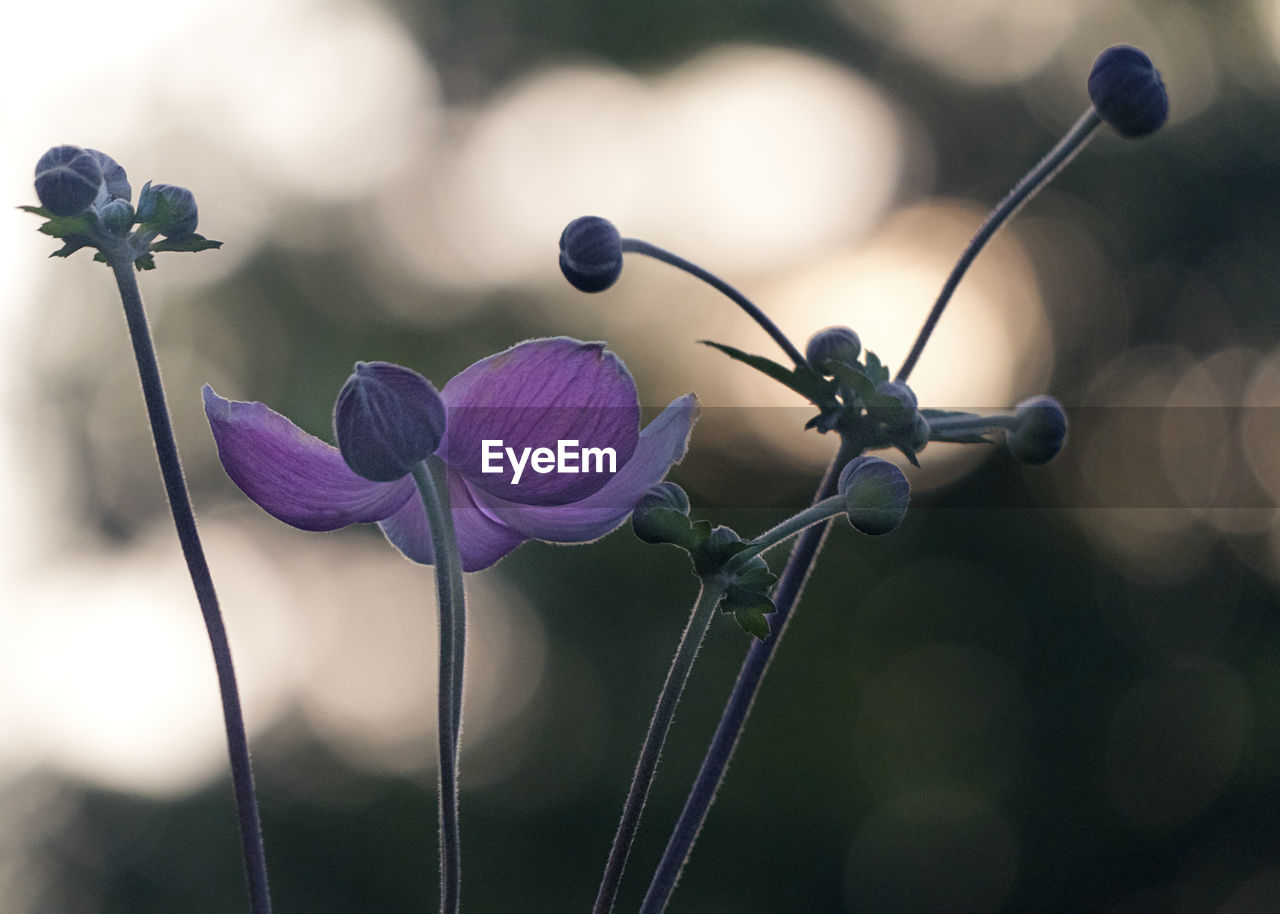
[
  {"left": 377, "top": 468, "right": 527, "bottom": 572},
  {"left": 472, "top": 394, "right": 699, "bottom": 543},
  {"left": 440, "top": 337, "right": 640, "bottom": 506},
  {"left": 204, "top": 385, "right": 414, "bottom": 531}
]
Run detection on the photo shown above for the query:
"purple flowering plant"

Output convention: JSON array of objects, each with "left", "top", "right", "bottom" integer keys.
[
  {"left": 22, "top": 41, "right": 1167, "bottom": 914},
  {"left": 204, "top": 340, "right": 699, "bottom": 572}
]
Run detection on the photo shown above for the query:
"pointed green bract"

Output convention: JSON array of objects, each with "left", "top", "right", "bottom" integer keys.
[{"left": 699, "top": 340, "right": 837, "bottom": 406}]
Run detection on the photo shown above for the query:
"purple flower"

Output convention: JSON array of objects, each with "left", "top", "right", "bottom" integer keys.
[{"left": 204, "top": 337, "right": 699, "bottom": 571}]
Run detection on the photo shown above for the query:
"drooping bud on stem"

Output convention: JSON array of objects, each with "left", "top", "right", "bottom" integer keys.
[
  {"left": 560, "top": 216, "right": 624, "bottom": 292},
  {"left": 838, "top": 455, "right": 910, "bottom": 535},
  {"left": 805, "top": 326, "right": 862, "bottom": 373},
  {"left": 1088, "top": 45, "right": 1169, "bottom": 138},
  {"left": 1006, "top": 395, "right": 1067, "bottom": 465},
  {"left": 334, "top": 361, "right": 447, "bottom": 481},
  {"left": 632, "top": 481, "right": 694, "bottom": 545}
]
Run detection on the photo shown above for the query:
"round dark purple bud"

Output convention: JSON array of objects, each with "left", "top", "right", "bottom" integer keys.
[
  {"left": 1006, "top": 395, "right": 1067, "bottom": 465},
  {"left": 137, "top": 182, "right": 199, "bottom": 240},
  {"left": 559, "top": 216, "right": 623, "bottom": 293},
  {"left": 34, "top": 145, "right": 103, "bottom": 216},
  {"left": 334, "top": 361, "right": 446, "bottom": 482},
  {"left": 1088, "top": 45, "right": 1168, "bottom": 138},
  {"left": 805, "top": 326, "right": 862, "bottom": 373},
  {"left": 838, "top": 455, "right": 909, "bottom": 536}
]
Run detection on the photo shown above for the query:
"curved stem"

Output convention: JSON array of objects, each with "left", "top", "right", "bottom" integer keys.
[
  {"left": 593, "top": 575, "right": 731, "bottom": 914},
  {"left": 895, "top": 108, "right": 1103, "bottom": 384},
  {"left": 640, "top": 436, "right": 860, "bottom": 914},
  {"left": 411, "top": 458, "right": 466, "bottom": 914},
  {"left": 726, "top": 495, "right": 849, "bottom": 571},
  {"left": 107, "top": 255, "right": 272, "bottom": 914},
  {"left": 620, "top": 238, "right": 808, "bottom": 369}
]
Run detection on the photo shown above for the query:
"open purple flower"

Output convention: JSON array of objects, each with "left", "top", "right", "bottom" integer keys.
[{"left": 204, "top": 337, "right": 698, "bottom": 571}]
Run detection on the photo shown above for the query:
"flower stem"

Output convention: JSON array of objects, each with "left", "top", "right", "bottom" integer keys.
[
  {"left": 726, "top": 495, "right": 849, "bottom": 571},
  {"left": 895, "top": 108, "right": 1103, "bottom": 385},
  {"left": 106, "top": 254, "right": 272, "bottom": 914},
  {"left": 926, "top": 412, "right": 1013, "bottom": 435},
  {"left": 639, "top": 435, "right": 859, "bottom": 914},
  {"left": 593, "top": 574, "right": 731, "bottom": 914},
  {"left": 925, "top": 413, "right": 1016, "bottom": 434},
  {"left": 410, "top": 458, "right": 466, "bottom": 914},
  {"left": 620, "top": 238, "right": 808, "bottom": 369}
]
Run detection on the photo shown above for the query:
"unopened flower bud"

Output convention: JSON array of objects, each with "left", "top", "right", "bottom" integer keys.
[
  {"left": 34, "top": 145, "right": 102, "bottom": 216},
  {"left": 838, "top": 455, "right": 909, "bottom": 535},
  {"left": 1088, "top": 45, "right": 1168, "bottom": 138},
  {"left": 805, "top": 326, "right": 862, "bottom": 373},
  {"left": 632, "top": 481, "right": 693, "bottom": 545},
  {"left": 637, "top": 481, "right": 690, "bottom": 517},
  {"left": 875, "top": 379, "right": 918, "bottom": 410},
  {"left": 99, "top": 198, "right": 135, "bottom": 237},
  {"left": 334, "top": 361, "right": 446, "bottom": 482},
  {"left": 1006, "top": 395, "right": 1067, "bottom": 465},
  {"left": 137, "top": 182, "right": 199, "bottom": 239},
  {"left": 86, "top": 149, "right": 131, "bottom": 202},
  {"left": 559, "top": 216, "right": 623, "bottom": 293}
]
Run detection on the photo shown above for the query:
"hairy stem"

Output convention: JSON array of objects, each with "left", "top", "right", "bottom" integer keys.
[
  {"left": 108, "top": 254, "right": 272, "bottom": 914},
  {"left": 621, "top": 238, "right": 808, "bottom": 369},
  {"left": 594, "top": 575, "right": 731, "bottom": 914},
  {"left": 640, "top": 436, "right": 859, "bottom": 913},
  {"left": 895, "top": 108, "right": 1102, "bottom": 384},
  {"left": 411, "top": 458, "right": 467, "bottom": 914}
]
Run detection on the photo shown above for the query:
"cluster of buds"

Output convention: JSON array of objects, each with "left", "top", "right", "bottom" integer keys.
[{"left": 27, "top": 145, "right": 218, "bottom": 270}]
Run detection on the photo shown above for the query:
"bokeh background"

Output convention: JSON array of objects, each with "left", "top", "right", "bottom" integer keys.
[{"left": 4, "top": 0, "right": 1280, "bottom": 910}]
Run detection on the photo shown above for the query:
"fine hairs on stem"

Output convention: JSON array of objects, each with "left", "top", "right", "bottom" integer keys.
[
  {"left": 107, "top": 253, "right": 273, "bottom": 914},
  {"left": 637, "top": 46, "right": 1169, "bottom": 911},
  {"left": 411, "top": 459, "right": 466, "bottom": 914},
  {"left": 27, "top": 146, "right": 270, "bottom": 912}
]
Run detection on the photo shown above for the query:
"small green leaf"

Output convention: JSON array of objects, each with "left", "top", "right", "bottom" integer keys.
[
  {"left": 688, "top": 519, "right": 713, "bottom": 547},
  {"left": 731, "top": 556, "right": 776, "bottom": 591},
  {"left": 52, "top": 238, "right": 93, "bottom": 258},
  {"left": 22, "top": 205, "right": 97, "bottom": 241},
  {"left": 733, "top": 606, "right": 772, "bottom": 640},
  {"left": 150, "top": 233, "right": 223, "bottom": 254},
  {"left": 633, "top": 506, "right": 695, "bottom": 546},
  {"left": 863, "top": 350, "right": 890, "bottom": 383},
  {"left": 826, "top": 362, "right": 878, "bottom": 405},
  {"left": 699, "top": 340, "right": 836, "bottom": 406}
]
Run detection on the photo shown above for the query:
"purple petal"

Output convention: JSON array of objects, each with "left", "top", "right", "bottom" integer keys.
[
  {"left": 471, "top": 394, "right": 699, "bottom": 543},
  {"left": 377, "top": 468, "right": 527, "bottom": 572},
  {"left": 440, "top": 337, "right": 639, "bottom": 506},
  {"left": 204, "top": 385, "right": 414, "bottom": 531}
]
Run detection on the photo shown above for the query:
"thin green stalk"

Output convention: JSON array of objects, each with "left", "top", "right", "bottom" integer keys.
[
  {"left": 925, "top": 413, "right": 1015, "bottom": 433},
  {"left": 593, "top": 575, "right": 731, "bottom": 914},
  {"left": 107, "top": 253, "right": 272, "bottom": 914},
  {"left": 410, "top": 458, "right": 466, "bottom": 914},
  {"left": 640, "top": 436, "right": 859, "bottom": 913},
  {"left": 727, "top": 495, "right": 849, "bottom": 571},
  {"left": 895, "top": 108, "right": 1103, "bottom": 384},
  {"left": 620, "top": 238, "right": 808, "bottom": 369}
]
